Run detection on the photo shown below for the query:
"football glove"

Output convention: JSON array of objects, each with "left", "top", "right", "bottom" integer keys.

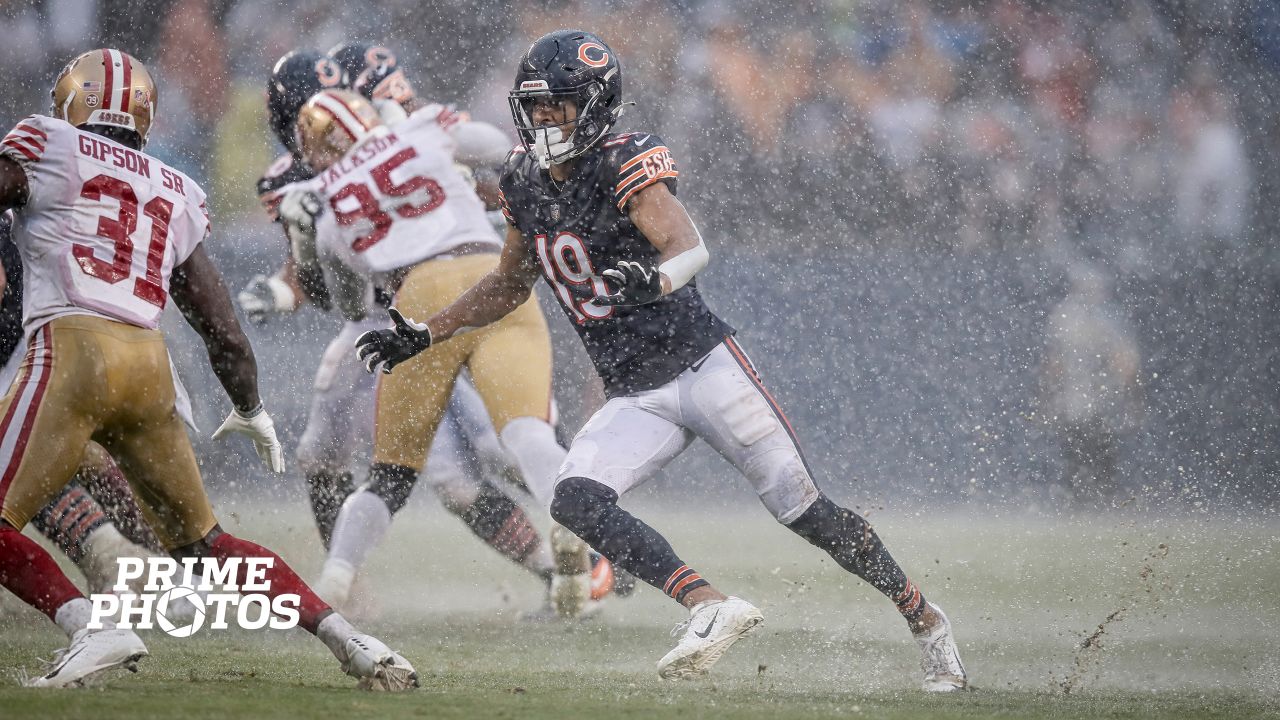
[
  {"left": 354, "top": 307, "right": 433, "bottom": 374},
  {"left": 277, "top": 189, "right": 323, "bottom": 236},
  {"left": 236, "top": 274, "right": 295, "bottom": 325},
  {"left": 593, "top": 260, "right": 662, "bottom": 307},
  {"left": 212, "top": 404, "right": 285, "bottom": 473}
]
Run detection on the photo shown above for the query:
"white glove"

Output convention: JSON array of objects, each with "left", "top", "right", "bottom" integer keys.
[
  {"left": 212, "top": 404, "right": 285, "bottom": 473},
  {"left": 278, "top": 189, "right": 323, "bottom": 235},
  {"left": 236, "top": 274, "right": 296, "bottom": 324}
]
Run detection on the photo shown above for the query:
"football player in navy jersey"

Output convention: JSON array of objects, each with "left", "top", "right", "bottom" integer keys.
[{"left": 356, "top": 30, "right": 967, "bottom": 689}]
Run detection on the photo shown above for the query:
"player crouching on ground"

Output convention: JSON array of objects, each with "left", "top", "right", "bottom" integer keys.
[
  {"left": 355, "top": 30, "right": 967, "bottom": 690},
  {"left": 0, "top": 49, "right": 415, "bottom": 690}
]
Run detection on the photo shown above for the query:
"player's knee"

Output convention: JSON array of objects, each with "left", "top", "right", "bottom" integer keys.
[
  {"left": 757, "top": 457, "right": 821, "bottom": 524},
  {"left": 787, "top": 494, "right": 869, "bottom": 546},
  {"left": 363, "top": 463, "right": 418, "bottom": 515},
  {"left": 549, "top": 477, "right": 617, "bottom": 533}
]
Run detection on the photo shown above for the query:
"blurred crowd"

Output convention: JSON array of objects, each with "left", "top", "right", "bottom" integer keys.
[
  {"left": 1, "top": 0, "right": 1276, "bottom": 258},
  {"left": 0, "top": 0, "right": 1278, "bottom": 502}
]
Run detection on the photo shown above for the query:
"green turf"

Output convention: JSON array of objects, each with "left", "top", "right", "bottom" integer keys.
[{"left": 1, "top": 500, "right": 1276, "bottom": 719}]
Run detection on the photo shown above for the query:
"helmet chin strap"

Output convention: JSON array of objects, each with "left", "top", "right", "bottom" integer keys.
[{"left": 531, "top": 126, "right": 573, "bottom": 170}]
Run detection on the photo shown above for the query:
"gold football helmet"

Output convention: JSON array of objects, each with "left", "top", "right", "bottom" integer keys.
[
  {"left": 51, "top": 49, "right": 156, "bottom": 146},
  {"left": 295, "top": 89, "right": 382, "bottom": 171}
]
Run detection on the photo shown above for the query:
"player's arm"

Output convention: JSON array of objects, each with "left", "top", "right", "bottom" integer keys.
[
  {"left": 0, "top": 157, "right": 30, "bottom": 210},
  {"left": 595, "top": 182, "right": 708, "bottom": 306},
  {"left": 354, "top": 224, "right": 539, "bottom": 373},
  {"left": 449, "top": 120, "right": 510, "bottom": 210},
  {"left": 431, "top": 224, "right": 540, "bottom": 339},
  {"left": 171, "top": 244, "right": 285, "bottom": 471},
  {"left": 170, "top": 244, "right": 262, "bottom": 413}
]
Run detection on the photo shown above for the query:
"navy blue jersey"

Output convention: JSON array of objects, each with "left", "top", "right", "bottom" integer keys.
[{"left": 499, "top": 133, "right": 732, "bottom": 397}]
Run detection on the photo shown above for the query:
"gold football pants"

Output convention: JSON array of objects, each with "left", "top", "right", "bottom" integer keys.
[
  {"left": 373, "top": 254, "right": 554, "bottom": 470},
  {"left": 0, "top": 315, "right": 216, "bottom": 549}
]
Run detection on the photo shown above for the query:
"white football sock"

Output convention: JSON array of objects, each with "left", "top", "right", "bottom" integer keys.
[
  {"left": 498, "top": 417, "right": 567, "bottom": 508},
  {"left": 525, "top": 540, "right": 554, "bottom": 577},
  {"left": 54, "top": 597, "right": 94, "bottom": 637},
  {"left": 316, "top": 612, "right": 358, "bottom": 660},
  {"left": 327, "top": 490, "right": 393, "bottom": 572}
]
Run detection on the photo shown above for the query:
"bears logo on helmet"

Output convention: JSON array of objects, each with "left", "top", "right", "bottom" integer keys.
[
  {"left": 267, "top": 49, "right": 349, "bottom": 156},
  {"left": 508, "top": 30, "right": 625, "bottom": 169},
  {"left": 329, "top": 42, "right": 418, "bottom": 111}
]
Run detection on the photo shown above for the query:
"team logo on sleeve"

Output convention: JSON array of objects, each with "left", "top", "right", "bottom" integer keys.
[{"left": 578, "top": 42, "right": 610, "bottom": 68}]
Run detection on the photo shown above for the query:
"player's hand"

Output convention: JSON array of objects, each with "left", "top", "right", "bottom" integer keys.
[
  {"left": 278, "top": 189, "right": 323, "bottom": 235},
  {"left": 236, "top": 274, "right": 295, "bottom": 325},
  {"left": 354, "top": 307, "right": 433, "bottom": 374},
  {"left": 212, "top": 404, "right": 285, "bottom": 473},
  {"left": 594, "top": 260, "right": 662, "bottom": 306}
]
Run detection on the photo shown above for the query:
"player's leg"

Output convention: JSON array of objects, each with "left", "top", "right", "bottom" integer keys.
[
  {"left": 0, "top": 322, "right": 149, "bottom": 687},
  {"left": 29, "top": 481, "right": 156, "bottom": 595},
  {"left": 686, "top": 338, "right": 966, "bottom": 690},
  {"left": 318, "top": 262, "right": 470, "bottom": 609},
  {"left": 448, "top": 372, "right": 520, "bottom": 483},
  {"left": 548, "top": 393, "right": 763, "bottom": 676},
  {"left": 74, "top": 441, "right": 163, "bottom": 551},
  {"left": 427, "top": 399, "right": 553, "bottom": 582},
  {"left": 296, "top": 319, "right": 379, "bottom": 547},
  {"left": 466, "top": 285, "right": 594, "bottom": 613},
  {"left": 103, "top": 330, "right": 415, "bottom": 690}
]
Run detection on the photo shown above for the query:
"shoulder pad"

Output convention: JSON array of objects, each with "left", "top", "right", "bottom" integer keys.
[
  {"left": 1, "top": 115, "right": 53, "bottom": 166},
  {"left": 607, "top": 133, "right": 678, "bottom": 211}
]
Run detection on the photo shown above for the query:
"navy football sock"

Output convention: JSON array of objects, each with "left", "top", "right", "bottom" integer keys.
[
  {"left": 551, "top": 477, "right": 708, "bottom": 604},
  {"left": 787, "top": 494, "right": 926, "bottom": 623}
]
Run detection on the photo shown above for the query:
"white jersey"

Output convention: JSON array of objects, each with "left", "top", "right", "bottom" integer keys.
[
  {"left": 0, "top": 115, "right": 209, "bottom": 332},
  {"left": 301, "top": 104, "right": 501, "bottom": 276}
]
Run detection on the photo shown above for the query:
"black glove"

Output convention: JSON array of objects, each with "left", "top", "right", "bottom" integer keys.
[
  {"left": 593, "top": 260, "right": 662, "bottom": 307},
  {"left": 354, "top": 307, "right": 433, "bottom": 374}
]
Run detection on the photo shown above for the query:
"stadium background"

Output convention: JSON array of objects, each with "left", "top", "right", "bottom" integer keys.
[
  {"left": 0, "top": 2, "right": 1277, "bottom": 716},
  {"left": 0, "top": 0, "right": 1277, "bottom": 506}
]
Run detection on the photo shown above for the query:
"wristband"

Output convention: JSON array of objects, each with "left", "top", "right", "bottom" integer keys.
[{"left": 657, "top": 240, "right": 708, "bottom": 293}]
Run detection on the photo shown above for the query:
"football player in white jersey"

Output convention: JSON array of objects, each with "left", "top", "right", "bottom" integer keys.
[
  {"left": 246, "top": 48, "right": 616, "bottom": 615},
  {"left": 278, "top": 89, "right": 595, "bottom": 616},
  {"left": 0, "top": 49, "right": 416, "bottom": 690}
]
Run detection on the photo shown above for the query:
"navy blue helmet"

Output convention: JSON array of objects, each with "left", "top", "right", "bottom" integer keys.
[{"left": 508, "top": 30, "right": 624, "bottom": 167}]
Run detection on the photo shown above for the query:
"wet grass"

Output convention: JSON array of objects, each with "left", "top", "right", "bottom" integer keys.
[{"left": 1, "top": 501, "right": 1275, "bottom": 719}]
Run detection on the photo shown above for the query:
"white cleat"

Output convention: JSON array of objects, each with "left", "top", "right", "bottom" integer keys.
[
  {"left": 914, "top": 602, "right": 968, "bottom": 692},
  {"left": 340, "top": 634, "right": 419, "bottom": 692},
  {"left": 657, "top": 596, "right": 763, "bottom": 680},
  {"left": 25, "top": 628, "right": 148, "bottom": 688}
]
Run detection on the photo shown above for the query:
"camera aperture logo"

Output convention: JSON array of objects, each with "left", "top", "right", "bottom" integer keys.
[{"left": 88, "top": 557, "right": 301, "bottom": 638}]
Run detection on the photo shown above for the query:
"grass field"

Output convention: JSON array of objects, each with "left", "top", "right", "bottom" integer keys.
[{"left": 1, "top": 498, "right": 1276, "bottom": 719}]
